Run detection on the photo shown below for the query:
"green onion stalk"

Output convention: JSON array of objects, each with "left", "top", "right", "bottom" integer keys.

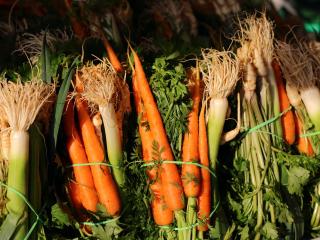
[
  {"left": 0, "top": 114, "right": 10, "bottom": 219},
  {"left": 225, "top": 15, "right": 295, "bottom": 239},
  {"left": 79, "top": 59, "right": 130, "bottom": 189},
  {"left": 199, "top": 49, "right": 239, "bottom": 234},
  {"left": 244, "top": 62, "right": 276, "bottom": 239},
  {"left": 0, "top": 77, "right": 53, "bottom": 240}
]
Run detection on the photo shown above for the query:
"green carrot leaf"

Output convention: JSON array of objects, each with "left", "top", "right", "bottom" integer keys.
[{"left": 149, "top": 56, "right": 192, "bottom": 158}]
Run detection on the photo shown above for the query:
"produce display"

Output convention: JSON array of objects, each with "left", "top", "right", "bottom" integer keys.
[{"left": 0, "top": 0, "right": 319, "bottom": 239}]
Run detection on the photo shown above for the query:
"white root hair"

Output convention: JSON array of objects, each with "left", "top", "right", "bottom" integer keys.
[
  {"left": 0, "top": 76, "right": 55, "bottom": 131},
  {"left": 200, "top": 49, "right": 239, "bottom": 99}
]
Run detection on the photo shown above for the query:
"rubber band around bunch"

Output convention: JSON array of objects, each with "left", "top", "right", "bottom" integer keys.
[
  {"left": 141, "top": 159, "right": 218, "bottom": 231},
  {"left": 66, "top": 162, "right": 120, "bottom": 169},
  {"left": 245, "top": 106, "right": 292, "bottom": 134},
  {"left": 0, "top": 181, "right": 43, "bottom": 240},
  {"left": 239, "top": 105, "right": 320, "bottom": 141},
  {"left": 300, "top": 131, "right": 320, "bottom": 138}
]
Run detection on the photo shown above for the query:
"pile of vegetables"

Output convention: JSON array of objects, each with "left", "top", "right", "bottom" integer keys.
[{"left": 0, "top": 1, "right": 320, "bottom": 239}]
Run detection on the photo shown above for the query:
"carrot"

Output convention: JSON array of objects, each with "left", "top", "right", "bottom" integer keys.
[
  {"left": 132, "top": 49, "right": 185, "bottom": 211},
  {"left": 197, "top": 103, "right": 211, "bottom": 231},
  {"left": 75, "top": 97, "right": 121, "bottom": 216},
  {"left": 152, "top": 12, "right": 173, "bottom": 40},
  {"left": 294, "top": 112, "right": 314, "bottom": 156},
  {"left": 64, "top": 0, "right": 87, "bottom": 39},
  {"left": 102, "top": 36, "right": 123, "bottom": 73},
  {"left": 181, "top": 69, "right": 201, "bottom": 197},
  {"left": 272, "top": 60, "right": 295, "bottom": 145},
  {"left": 151, "top": 197, "right": 174, "bottom": 226},
  {"left": 132, "top": 72, "right": 173, "bottom": 222},
  {"left": 63, "top": 103, "right": 98, "bottom": 212},
  {"left": 67, "top": 182, "right": 82, "bottom": 211},
  {"left": 67, "top": 182, "right": 93, "bottom": 234}
]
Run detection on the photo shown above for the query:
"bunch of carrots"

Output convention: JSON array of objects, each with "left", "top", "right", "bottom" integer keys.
[
  {"left": 130, "top": 47, "right": 212, "bottom": 240},
  {"left": 61, "top": 40, "right": 129, "bottom": 235}
]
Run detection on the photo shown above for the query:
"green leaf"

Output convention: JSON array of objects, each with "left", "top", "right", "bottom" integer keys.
[
  {"left": 41, "top": 33, "right": 52, "bottom": 84},
  {"left": 287, "top": 166, "right": 310, "bottom": 195},
  {"left": 224, "top": 222, "right": 236, "bottom": 240},
  {"left": 0, "top": 213, "right": 23, "bottom": 239},
  {"left": 51, "top": 203, "right": 72, "bottom": 229},
  {"left": 261, "top": 222, "right": 278, "bottom": 240},
  {"left": 149, "top": 57, "right": 192, "bottom": 158},
  {"left": 209, "top": 225, "right": 221, "bottom": 239},
  {"left": 239, "top": 225, "right": 249, "bottom": 240},
  {"left": 51, "top": 64, "right": 76, "bottom": 149},
  {"left": 91, "top": 220, "right": 123, "bottom": 240}
]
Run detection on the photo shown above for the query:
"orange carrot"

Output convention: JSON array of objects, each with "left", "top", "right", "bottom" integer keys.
[
  {"left": 64, "top": 0, "right": 87, "bottom": 39},
  {"left": 197, "top": 103, "right": 211, "bottom": 231},
  {"left": 102, "top": 36, "right": 123, "bottom": 73},
  {"left": 67, "top": 182, "right": 93, "bottom": 234},
  {"left": 151, "top": 197, "right": 174, "bottom": 226},
  {"left": 67, "top": 182, "right": 83, "bottom": 211},
  {"left": 132, "top": 49, "right": 185, "bottom": 211},
  {"left": 67, "top": 182, "right": 86, "bottom": 221},
  {"left": 63, "top": 103, "right": 98, "bottom": 212},
  {"left": 181, "top": 69, "right": 201, "bottom": 197},
  {"left": 294, "top": 112, "right": 314, "bottom": 156},
  {"left": 272, "top": 60, "right": 295, "bottom": 145},
  {"left": 75, "top": 97, "right": 121, "bottom": 216},
  {"left": 152, "top": 12, "right": 173, "bottom": 40},
  {"left": 132, "top": 72, "right": 174, "bottom": 225}
]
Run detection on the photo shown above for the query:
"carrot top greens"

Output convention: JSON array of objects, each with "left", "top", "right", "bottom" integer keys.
[{"left": 149, "top": 54, "right": 192, "bottom": 159}]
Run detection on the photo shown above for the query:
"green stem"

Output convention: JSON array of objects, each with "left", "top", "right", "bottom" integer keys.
[
  {"left": 99, "top": 103, "right": 125, "bottom": 188},
  {"left": 198, "top": 230, "right": 204, "bottom": 240},
  {"left": 266, "top": 187, "right": 276, "bottom": 224},
  {"left": 254, "top": 232, "right": 261, "bottom": 240},
  {"left": 314, "top": 207, "right": 320, "bottom": 228},
  {"left": 311, "top": 203, "right": 318, "bottom": 227},
  {"left": 207, "top": 98, "right": 228, "bottom": 207},
  {"left": 6, "top": 130, "right": 29, "bottom": 239},
  {"left": 267, "top": 67, "right": 282, "bottom": 141},
  {"left": 186, "top": 197, "right": 197, "bottom": 240},
  {"left": 175, "top": 210, "right": 187, "bottom": 240}
]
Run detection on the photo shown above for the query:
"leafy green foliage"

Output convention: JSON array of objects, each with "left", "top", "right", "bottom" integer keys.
[
  {"left": 149, "top": 54, "right": 192, "bottom": 159},
  {"left": 49, "top": 56, "right": 80, "bottom": 153},
  {"left": 0, "top": 213, "right": 23, "bottom": 240},
  {"left": 51, "top": 203, "right": 74, "bottom": 229},
  {"left": 287, "top": 166, "right": 310, "bottom": 196},
  {"left": 261, "top": 222, "right": 278, "bottom": 240},
  {"left": 239, "top": 225, "right": 249, "bottom": 240},
  {"left": 118, "top": 130, "right": 161, "bottom": 240},
  {"left": 91, "top": 221, "right": 123, "bottom": 240}
]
